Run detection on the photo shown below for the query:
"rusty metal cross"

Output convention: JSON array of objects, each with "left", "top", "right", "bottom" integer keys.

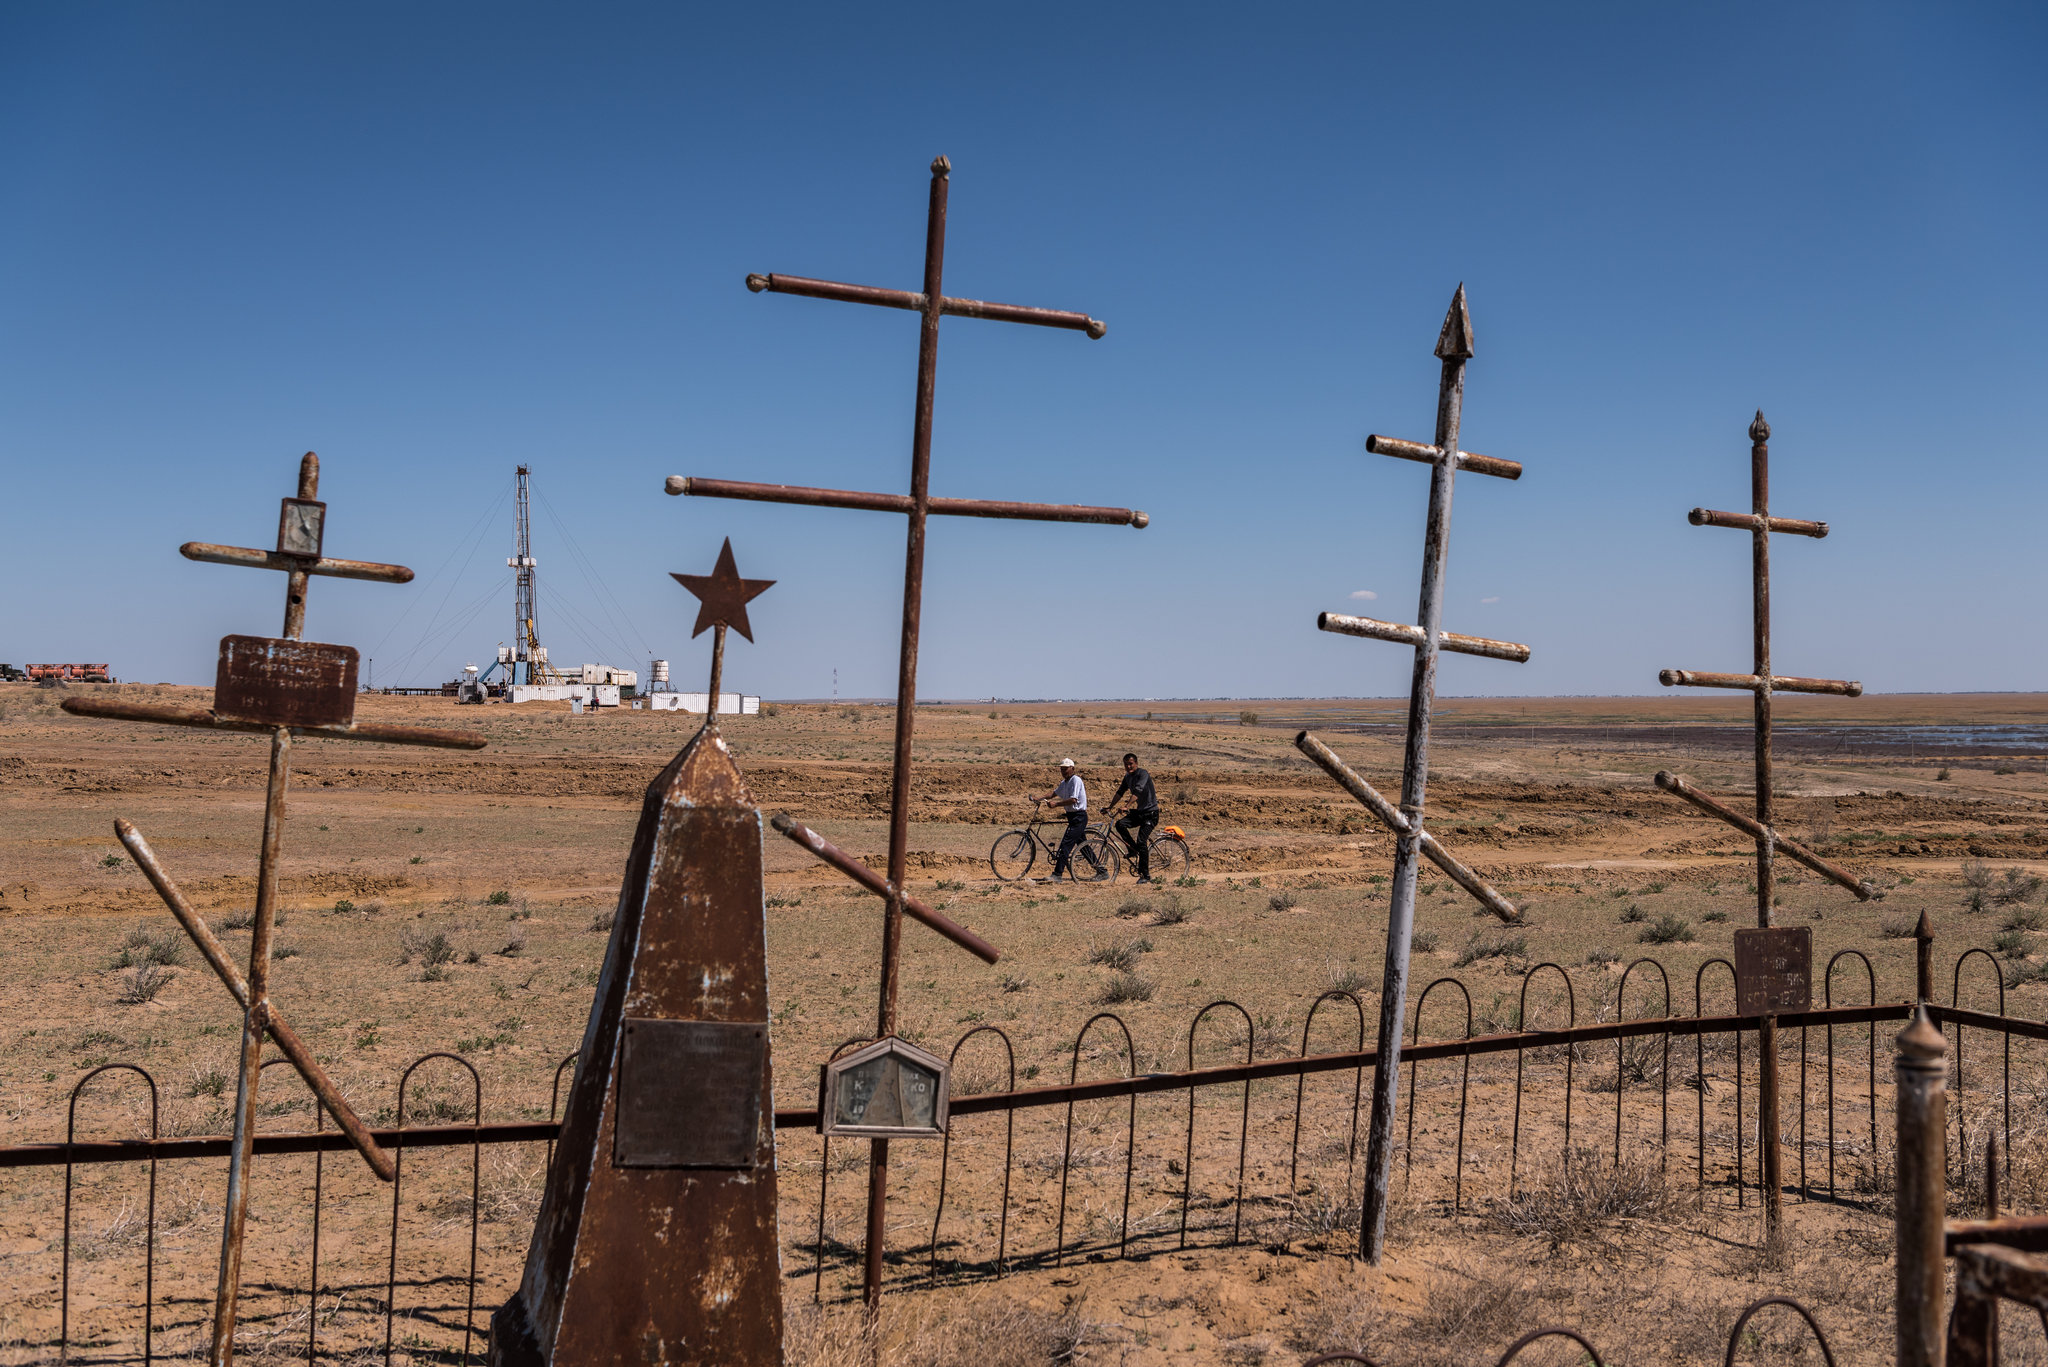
[
  {"left": 664, "top": 154, "right": 1144, "bottom": 1312},
  {"left": 1290, "top": 285, "right": 1531, "bottom": 1264},
  {"left": 63, "top": 453, "right": 484, "bottom": 1367},
  {"left": 1652, "top": 412, "right": 1879, "bottom": 1232}
]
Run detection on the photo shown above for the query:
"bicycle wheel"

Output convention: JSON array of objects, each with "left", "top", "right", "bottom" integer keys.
[
  {"left": 1147, "top": 835, "right": 1192, "bottom": 882},
  {"left": 1067, "top": 829, "right": 1120, "bottom": 885},
  {"left": 983, "top": 827, "right": 1032, "bottom": 881},
  {"left": 989, "top": 830, "right": 1036, "bottom": 882}
]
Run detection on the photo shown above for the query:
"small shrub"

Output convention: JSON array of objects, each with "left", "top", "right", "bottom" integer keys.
[
  {"left": 1325, "top": 960, "right": 1372, "bottom": 996},
  {"left": 1268, "top": 891, "right": 1299, "bottom": 912},
  {"left": 997, "top": 973, "right": 1030, "bottom": 994},
  {"left": 1096, "top": 971, "right": 1156, "bottom": 1004},
  {"left": 419, "top": 964, "right": 451, "bottom": 983},
  {"left": 1639, "top": 913, "right": 1694, "bottom": 945},
  {"left": 1173, "top": 875, "right": 1201, "bottom": 889},
  {"left": 1491, "top": 1150, "right": 1674, "bottom": 1248},
  {"left": 1411, "top": 929, "right": 1441, "bottom": 954},
  {"left": 1114, "top": 897, "right": 1150, "bottom": 919},
  {"left": 221, "top": 909, "right": 255, "bottom": 931},
  {"left": 462, "top": 948, "right": 483, "bottom": 965},
  {"left": 2007, "top": 960, "right": 2048, "bottom": 988},
  {"left": 273, "top": 944, "right": 301, "bottom": 959},
  {"left": 113, "top": 925, "right": 185, "bottom": 969},
  {"left": 1455, "top": 931, "right": 1528, "bottom": 967},
  {"left": 1238, "top": 710, "right": 1259, "bottom": 726},
  {"left": 1643, "top": 881, "right": 1668, "bottom": 894},
  {"left": 1995, "top": 868, "right": 2043, "bottom": 906},
  {"left": 1994, "top": 929, "right": 2031, "bottom": 958},
  {"left": 497, "top": 936, "right": 526, "bottom": 957},
  {"left": 355, "top": 1021, "right": 382, "bottom": 1049},
  {"left": 1937, "top": 767, "right": 1952, "bottom": 781},
  {"left": 1964, "top": 890, "right": 1990, "bottom": 916},
  {"left": 118, "top": 963, "right": 173, "bottom": 1005},
  {"left": 188, "top": 1063, "right": 231, "bottom": 1098},
  {"left": 1617, "top": 904, "right": 1648, "bottom": 924},
  {"left": 1701, "top": 909, "right": 1729, "bottom": 923},
  {"left": 399, "top": 929, "right": 456, "bottom": 968},
  {"left": 485, "top": 889, "right": 512, "bottom": 906},
  {"left": 589, "top": 910, "right": 616, "bottom": 932},
  {"left": 1150, "top": 896, "right": 1192, "bottom": 926},
  {"left": 1584, "top": 947, "right": 1621, "bottom": 967},
  {"left": 2003, "top": 907, "right": 2045, "bottom": 933},
  {"left": 1087, "top": 938, "right": 1152, "bottom": 972},
  {"left": 1962, "top": 859, "right": 1993, "bottom": 890},
  {"left": 765, "top": 896, "right": 802, "bottom": 909},
  {"left": 1880, "top": 915, "right": 1920, "bottom": 939},
  {"left": 333, "top": 898, "right": 356, "bottom": 915}
]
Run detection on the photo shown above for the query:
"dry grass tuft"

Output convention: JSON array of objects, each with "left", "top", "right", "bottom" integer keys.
[
  {"left": 1489, "top": 1149, "right": 1675, "bottom": 1248},
  {"left": 785, "top": 1293, "right": 1111, "bottom": 1367},
  {"left": 117, "top": 962, "right": 175, "bottom": 1004},
  {"left": 1095, "top": 971, "right": 1155, "bottom": 1005},
  {"left": 1085, "top": 937, "right": 1152, "bottom": 972}
]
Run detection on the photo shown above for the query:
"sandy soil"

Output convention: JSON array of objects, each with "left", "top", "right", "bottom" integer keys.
[{"left": 4, "top": 682, "right": 2048, "bottom": 1365}]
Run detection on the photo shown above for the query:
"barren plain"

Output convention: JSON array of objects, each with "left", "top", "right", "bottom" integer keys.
[{"left": 5, "top": 683, "right": 2048, "bottom": 1366}]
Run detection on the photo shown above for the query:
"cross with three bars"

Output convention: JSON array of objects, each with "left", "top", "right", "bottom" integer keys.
[
  {"left": 1652, "top": 412, "right": 1879, "bottom": 1232},
  {"left": 63, "top": 454, "right": 485, "bottom": 1367},
  {"left": 1290, "top": 285, "right": 1531, "bottom": 1264},
  {"left": 665, "top": 155, "right": 1146, "bottom": 1312}
]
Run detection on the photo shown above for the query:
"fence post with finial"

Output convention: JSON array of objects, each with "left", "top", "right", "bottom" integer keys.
[{"left": 1896, "top": 1003, "right": 1948, "bottom": 1367}]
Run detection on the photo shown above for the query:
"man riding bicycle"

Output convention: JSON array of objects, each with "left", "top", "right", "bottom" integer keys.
[
  {"left": 1102, "top": 752, "right": 1161, "bottom": 884},
  {"left": 1036, "top": 758, "right": 1089, "bottom": 883}
]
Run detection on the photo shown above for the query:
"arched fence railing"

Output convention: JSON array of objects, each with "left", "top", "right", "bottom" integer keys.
[{"left": 10, "top": 948, "right": 2044, "bottom": 1357}]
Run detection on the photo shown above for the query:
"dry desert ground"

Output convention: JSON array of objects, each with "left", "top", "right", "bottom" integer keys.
[{"left": 5, "top": 683, "right": 2048, "bottom": 1365}]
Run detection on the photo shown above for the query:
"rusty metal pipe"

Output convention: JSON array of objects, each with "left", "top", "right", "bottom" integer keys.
[
  {"left": 1294, "top": 732, "right": 1522, "bottom": 924},
  {"left": 60, "top": 696, "right": 486, "bottom": 749},
  {"left": 1365, "top": 434, "right": 1521, "bottom": 481},
  {"left": 1658, "top": 669, "right": 1860, "bottom": 697},
  {"left": 667, "top": 476, "right": 1148, "bottom": 529},
  {"left": 180, "top": 543, "right": 414, "bottom": 583},
  {"left": 745, "top": 272, "right": 1106, "bottom": 338},
  {"left": 1318, "top": 612, "right": 1530, "bottom": 663},
  {"left": 113, "top": 820, "right": 395, "bottom": 1182},
  {"left": 1895, "top": 1005, "right": 1948, "bottom": 1367},
  {"left": 769, "top": 814, "right": 999, "bottom": 964},
  {"left": 1652, "top": 773, "right": 1881, "bottom": 899},
  {"left": 1688, "top": 508, "right": 1828, "bottom": 538}
]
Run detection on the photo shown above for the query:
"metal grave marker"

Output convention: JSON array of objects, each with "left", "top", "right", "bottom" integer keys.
[
  {"left": 1290, "top": 285, "right": 1533, "bottom": 1264},
  {"left": 1652, "top": 412, "right": 1878, "bottom": 1232},
  {"left": 62, "top": 452, "right": 485, "bottom": 1367},
  {"left": 667, "top": 154, "right": 1128, "bottom": 1312}
]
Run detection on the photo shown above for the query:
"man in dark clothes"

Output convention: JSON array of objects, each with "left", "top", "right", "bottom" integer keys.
[{"left": 1102, "top": 752, "right": 1161, "bottom": 884}]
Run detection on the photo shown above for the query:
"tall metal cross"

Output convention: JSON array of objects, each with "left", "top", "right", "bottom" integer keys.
[
  {"left": 64, "top": 453, "right": 484, "bottom": 1367},
  {"left": 664, "top": 154, "right": 1144, "bottom": 1311},
  {"left": 1653, "top": 412, "right": 1879, "bottom": 1232},
  {"left": 1292, "top": 286, "right": 1530, "bottom": 1263}
]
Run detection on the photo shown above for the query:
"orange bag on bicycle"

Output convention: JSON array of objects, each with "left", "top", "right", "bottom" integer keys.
[{"left": 1161, "top": 825, "right": 1185, "bottom": 840}]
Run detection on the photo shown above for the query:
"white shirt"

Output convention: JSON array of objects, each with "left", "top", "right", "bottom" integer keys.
[{"left": 1055, "top": 774, "right": 1086, "bottom": 811}]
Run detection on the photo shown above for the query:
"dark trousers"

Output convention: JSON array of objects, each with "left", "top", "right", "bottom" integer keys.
[
  {"left": 1052, "top": 811, "right": 1090, "bottom": 877},
  {"left": 1115, "top": 809, "right": 1159, "bottom": 880}
]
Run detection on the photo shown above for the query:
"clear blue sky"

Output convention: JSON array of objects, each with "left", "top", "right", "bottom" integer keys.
[{"left": 4, "top": 4, "right": 2043, "bottom": 700}]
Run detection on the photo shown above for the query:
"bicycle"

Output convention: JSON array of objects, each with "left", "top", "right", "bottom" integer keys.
[
  {"left": 988, "top": 801, "right": 1120, "bottom": 884},
  {"left": 1101, "top": 810, "right": 1194, "bottom": 884}
]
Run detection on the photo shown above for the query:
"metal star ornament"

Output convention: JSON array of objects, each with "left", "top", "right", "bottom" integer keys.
[{"left": 672, "top": 538, "right": 775, "bottom": 641}]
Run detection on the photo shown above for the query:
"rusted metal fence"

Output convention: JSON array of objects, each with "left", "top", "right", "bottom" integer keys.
[{"left": 9, "top": 947, "right": 2038, "bottom": 1360}]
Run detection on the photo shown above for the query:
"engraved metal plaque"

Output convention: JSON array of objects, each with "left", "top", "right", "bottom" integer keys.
[
  {"left": 277, "top": 498, "right": 326, "bottom": 558},
  {"left": 614, "top": 1017, "right": 767, "bottom": 1169},
  {"left": 819, "top": 1036, "right": 950, "bottom": 1139},
  {"left": 213, "top": 636, "right": 358, "bottom": 728},
  {"left": 1735, "top": 926, "right": 1812, "bottom": 1015}
]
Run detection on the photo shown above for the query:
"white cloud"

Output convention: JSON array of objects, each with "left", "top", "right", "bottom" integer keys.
[
  {"left": 1480, "top": 596, "right": 1500, "bottom": 604},
  {"left": 1349, "top": 589, "right": 1378, "bottom": 601}
]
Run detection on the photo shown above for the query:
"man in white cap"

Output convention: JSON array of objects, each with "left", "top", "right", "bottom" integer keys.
[{"left": 1037, "top": 758, "right": 1090, "bottom": 883}]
